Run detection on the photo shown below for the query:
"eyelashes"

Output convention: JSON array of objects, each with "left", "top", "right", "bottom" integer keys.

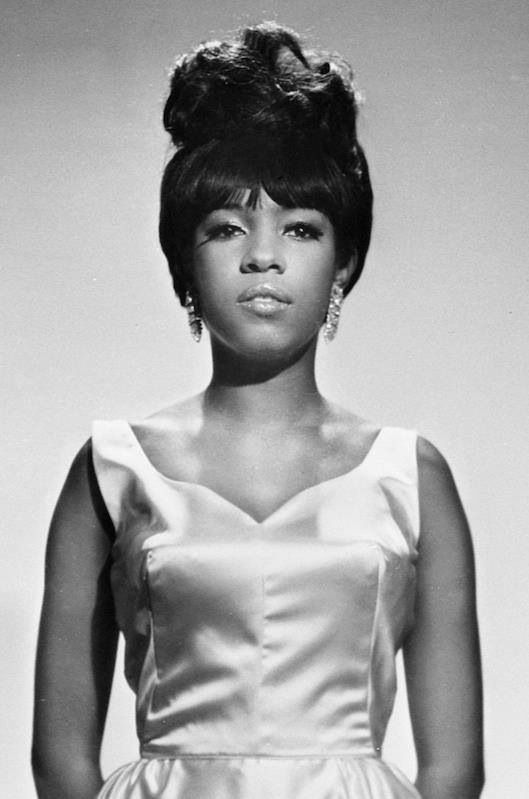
[
  {"left": 203, "top": 223, "right": 244, "bottom": 240},
  {"left": 284, "top": 222, "right": 323, "bottom": 240},
  {"left": 202, "top": 221, "right": 324, "bottom": 242}
]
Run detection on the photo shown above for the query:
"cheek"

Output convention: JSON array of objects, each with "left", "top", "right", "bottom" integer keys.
[
  {"left": 192, "top": 257, "right": 237, "bottom": 331},
  {"left": 192, "top": 250, "right": 228, "bottom": 297},
  {"left": 296, "top": 255, "right": 336, "bottom": 311},
  {"left": 195, "top": 280, "right": 230, "bottom": 327},
  {"left": 304, "top": 279, "right": 335, "bottom": 326}
]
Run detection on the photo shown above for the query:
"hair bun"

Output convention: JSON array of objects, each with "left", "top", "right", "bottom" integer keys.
[{"left": 163, "top": 23, "right": 360, "bottom": 164}]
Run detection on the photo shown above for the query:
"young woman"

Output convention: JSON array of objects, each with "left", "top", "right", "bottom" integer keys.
[{"left": 32, "top": 23, "right": 484, "bottom": 799}]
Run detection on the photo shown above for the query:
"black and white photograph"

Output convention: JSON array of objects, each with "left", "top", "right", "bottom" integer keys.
[{"left": 2, "top": 1, "right": 528, "bottom": 797}]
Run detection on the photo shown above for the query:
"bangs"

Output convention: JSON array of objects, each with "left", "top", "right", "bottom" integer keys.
[{"left": 171, "top": 133, "right": 352, "bottom": 231}]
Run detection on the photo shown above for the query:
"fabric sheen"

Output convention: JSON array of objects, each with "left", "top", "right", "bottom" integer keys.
[{"left": 92, "top": 420, "right": 421, "bottom": 798}]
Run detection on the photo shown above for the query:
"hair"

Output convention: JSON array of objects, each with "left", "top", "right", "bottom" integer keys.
[{"left": 159, "top": 22, "right": 373, "bottom": 306}]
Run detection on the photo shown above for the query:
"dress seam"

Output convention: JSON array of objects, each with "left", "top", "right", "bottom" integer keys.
[
  {"left": 138, "top": 751, "right": 380, "bottom": 760},
  {"left": 366, "top": 549, "right": 383, "bottom": 755},
  {"left": 144, "top": 552, "right": 161, "bottom": 681},
  {"left": 257, "top": 553, "right": 267, "bottom": 743}
]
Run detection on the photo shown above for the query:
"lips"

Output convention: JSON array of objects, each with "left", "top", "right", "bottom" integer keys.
[
  {"left": 236, "top": 283, "right": 292, "bottom": 318},
  {"left": 236, "top": 283, "right": 292, "bottom": 304}
]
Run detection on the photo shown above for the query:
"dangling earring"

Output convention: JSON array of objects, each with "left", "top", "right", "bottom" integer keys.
[
  {"left": 184, "top": 290, "right": 202, "bottom": 343},
  {"left": 323, "top": 281, "right": 344, "bottom": 343}
]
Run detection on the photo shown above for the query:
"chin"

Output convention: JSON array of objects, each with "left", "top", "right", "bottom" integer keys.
[
  {"left": 208, "top": 316, "right": 320, "bottom": 361},
  {"left": 235, "top": 330, "right": 317, "bottom": 364}
]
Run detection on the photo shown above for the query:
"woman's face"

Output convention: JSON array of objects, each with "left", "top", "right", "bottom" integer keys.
[{"left": 191, "top": 189, "right": 352, "bottom": 359}]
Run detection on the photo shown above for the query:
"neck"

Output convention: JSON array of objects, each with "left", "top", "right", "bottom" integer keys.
[{"left": 204, "top": 338, "right": 326, "bottom": 428}]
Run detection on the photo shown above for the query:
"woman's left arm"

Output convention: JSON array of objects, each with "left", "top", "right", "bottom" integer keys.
[{"left": 404, "top": 437, "right": 484, "bottom": 799}]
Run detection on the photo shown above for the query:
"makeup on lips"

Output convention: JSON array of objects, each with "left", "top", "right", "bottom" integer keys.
[{"left": 236, "top": 283, "right": 292, "bottom": 316}]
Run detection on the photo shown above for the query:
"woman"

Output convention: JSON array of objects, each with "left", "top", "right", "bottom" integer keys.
[{"left": 32, "top": 22, "right": 484, "bottom": 799}]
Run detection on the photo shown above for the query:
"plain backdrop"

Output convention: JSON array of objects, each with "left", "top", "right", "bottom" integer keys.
[{"left": 2, "top": 1, "right": 528, "bottom": 796}]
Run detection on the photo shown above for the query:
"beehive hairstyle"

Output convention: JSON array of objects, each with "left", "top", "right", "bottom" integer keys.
[{"left": 159, "top": 22, "right": 373, "bottom": 306}]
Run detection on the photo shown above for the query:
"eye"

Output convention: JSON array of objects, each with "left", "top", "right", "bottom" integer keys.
[
  {"left": 204, "top": 223, "right": 245, "bottom": 240},
  {"left": 284, "top": 222, "right": 323, "bottom": 240}
]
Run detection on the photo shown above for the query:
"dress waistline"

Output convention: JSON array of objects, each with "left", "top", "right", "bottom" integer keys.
[{"left": 139, "top": 749, "right": 381, "bottom": 761}]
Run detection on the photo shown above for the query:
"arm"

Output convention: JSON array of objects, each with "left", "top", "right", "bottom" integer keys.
[
  {"left": 32, "top": 440, "right": 118, "bottom": 799},
  {"left": 404, "top": 437, "right": 484, "bottom": 799}
]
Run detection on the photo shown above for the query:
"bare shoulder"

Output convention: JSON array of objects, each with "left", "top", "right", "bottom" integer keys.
[
  {"left": 59, "top": 437, "right": 94, "bottom": 506},
  {"left": 45, "top": 437, "right": 113, "bottom": 575},
  {"left": 416, "top": 435, "right": 452, "bottom": 471},
  {"left": 416, "top": 434, "right": 460, "bottom": 494},
  {"left": 415, "top": 435, "right": 475, "bottom": 559},
  {"left": 57, "top": 437, "right": 111, "bottom": 527}
]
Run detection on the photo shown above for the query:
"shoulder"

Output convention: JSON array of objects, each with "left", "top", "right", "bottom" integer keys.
[
  {"left": 416, "top": 435, "right": 454, "bottom": 486},
  {"left": 56, "top": 436, "right": 115, "bottom": 542},
  {"left": 45, "top": 438, "right": 110, "bottom": 556},
  {"left": 414, "top": 436, "right": 475, "bottom": 562},
  {"left": 416, "top": 435, "right": 450, "bottom": 468},
  {"left": 61, "top": 437, "right": 94, "bottom": 496},
  {"left": 415, "top": 435, "right": 460, "bottom": 506}
]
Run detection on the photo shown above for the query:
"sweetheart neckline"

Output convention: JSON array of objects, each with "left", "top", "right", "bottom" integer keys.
[{"left": 122, "top": 421, "right": 386, "bottom": 526}]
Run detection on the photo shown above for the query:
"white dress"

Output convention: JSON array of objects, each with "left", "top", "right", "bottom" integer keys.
[{"left": 92, "top": 420, "right": 421, "bottom": 798}]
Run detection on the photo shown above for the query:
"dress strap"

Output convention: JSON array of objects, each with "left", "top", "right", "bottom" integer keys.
[
  {"left": 92, "top": 419, "right": 184, "bottom": 535},
  {"left": 367, "top": 426, "right": 420, "bottom": 551},
  {"left": 91, "top": 419, "right": 138, "bottom": 530}
]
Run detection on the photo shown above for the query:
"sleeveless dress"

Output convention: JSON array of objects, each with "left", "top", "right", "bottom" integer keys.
[{"left": 92, "top": 419, "right": 422, "bottom": 799}]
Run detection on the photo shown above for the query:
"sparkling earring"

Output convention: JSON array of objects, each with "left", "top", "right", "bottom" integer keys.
[
  {"left": 184, "top": 290, "right": 202, "bottom": 343},
  {"left": 323, "top": 282, "right": 344, "bottom": 343}
]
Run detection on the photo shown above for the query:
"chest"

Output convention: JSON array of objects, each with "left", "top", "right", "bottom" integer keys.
[{"left": 135, "top": 426, "right": 364, "bottom": 525}]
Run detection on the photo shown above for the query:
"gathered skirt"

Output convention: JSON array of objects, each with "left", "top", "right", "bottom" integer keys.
[{"left": 98, "top": 754, "right": 421, "bottom": 798}]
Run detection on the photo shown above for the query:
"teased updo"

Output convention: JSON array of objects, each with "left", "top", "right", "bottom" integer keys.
[{"left": 159, "top": 22, "right": 373, "bottom": 306}]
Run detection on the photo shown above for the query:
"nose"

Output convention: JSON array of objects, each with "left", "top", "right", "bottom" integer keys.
[{"left": 240, "top": 229, "right": 285, "bottom": 274}]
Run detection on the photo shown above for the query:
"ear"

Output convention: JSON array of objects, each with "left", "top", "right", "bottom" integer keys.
[{"left": 334, "top": 249, "right": 358, "bottom": 291}]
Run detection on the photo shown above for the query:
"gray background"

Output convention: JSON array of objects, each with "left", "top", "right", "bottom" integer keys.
[{"left": 2, "top": 0, "right": 528, "bottom": 795}]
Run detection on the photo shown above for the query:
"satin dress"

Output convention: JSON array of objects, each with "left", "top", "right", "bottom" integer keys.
[{"left": 92, "top": 420, "right": 421, "bottom": 798}]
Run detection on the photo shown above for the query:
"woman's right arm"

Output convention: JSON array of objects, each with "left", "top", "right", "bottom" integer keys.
[{"left": 32, "top": 440, "right": 118, "bottom": 799}]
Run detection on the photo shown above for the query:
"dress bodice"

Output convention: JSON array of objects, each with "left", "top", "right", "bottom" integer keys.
[{"left": 92, "top": 420, "right": 421, "bottom": 798}]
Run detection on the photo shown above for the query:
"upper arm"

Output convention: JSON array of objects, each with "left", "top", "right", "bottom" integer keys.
[
  {"left": 404, "top": 437, "right": 484, "bottom": 797},
  {"left": 32, "top": 440, "right": 118, "bottom": 789}
]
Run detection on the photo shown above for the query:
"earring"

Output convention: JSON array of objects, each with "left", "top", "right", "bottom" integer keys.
[
  {"left": 184, "top": 290, "right": 202, "bottom": 343},
  {"left": 323, "top": 282, "right": 344, "bottom": 343}
]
